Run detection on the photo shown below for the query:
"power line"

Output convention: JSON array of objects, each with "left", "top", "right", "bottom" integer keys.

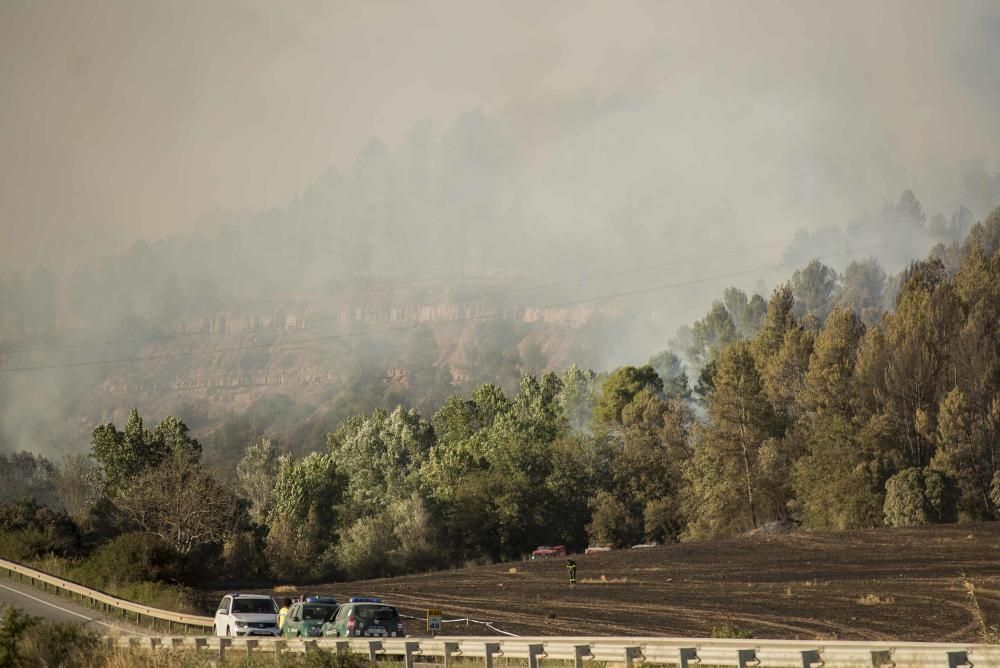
[
  {"left": 2, "top": 188, "right": 991, "bottom": 357},
  {"left": 0, "top": 229, "right": 942, "bottom": 374}
]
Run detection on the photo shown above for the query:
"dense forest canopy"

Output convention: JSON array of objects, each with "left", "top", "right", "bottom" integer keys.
[{"left": 3, "top": 205, "right": 999, "bottom": 587}]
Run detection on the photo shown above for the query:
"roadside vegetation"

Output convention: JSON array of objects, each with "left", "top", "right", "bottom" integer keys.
[
  {"left": 0, "top": 604, "right": 367, "bottom": 668},
  {"left": 0, "top": 203, "right": 999, "bottom": 602}
]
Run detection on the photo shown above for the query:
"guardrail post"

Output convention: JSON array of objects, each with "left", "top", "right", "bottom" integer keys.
[
  {"left": 274, "top": 639, "right": 287, "bottom": 663},
  {"left": 738, "top": 648, "right": 760, "bottom": 668},
  {"left": 624, "top": 646, "right": 644, "bottom": 668},
  {"left": 573, "top": 644, "right": 592, "bottom": 668},
  {"left": 303, "top": 639, "right": 318, "bottom": 654},
  {"left": 679, "top": 647, "right": 699, "bottom": 668},
  {"left": 218, "top": 637, "right": 232, "bottom": 660},
  {"left": 148, "top": 637, "right": 161, "bottom": 651},
  {"left": 871, "top": 649, "right": 895, "bottom": 667},
  {"left": 485, "top": 642, "right": 503, "bottom": 668},
  {"left": 444, "top": 641, "right": 462, "bottom": 668},
  {"left": 368, "top": 640, "right": 384, "bottom": 664},
  {"left": 192, "top": 637, "right": 208, "bottom": 653},
  {"left": 336, "top": 641, "right": 351, "bottom": 655},
  {"left": 801, "top": 649, "right": 822, "bottom": 668},
  {"left": 245, "top": 638, "right": 259, "bottom": 656},
  {"left": 405, "top": 641, "right": 422, "bottom": 668},
  {"left": 947, "top": 650, "right": 973, "bottom": 668},
  {"left": 528, "top": 643, "right": 547, "bottom": 668}
]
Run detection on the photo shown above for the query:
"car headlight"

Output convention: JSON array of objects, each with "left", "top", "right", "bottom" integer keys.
[{"left": 235, "top": 621, "right": 248, "bottom": 628}]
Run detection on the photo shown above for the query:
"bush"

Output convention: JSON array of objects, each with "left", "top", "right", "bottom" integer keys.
[
  {"left": 335, "top": 515, "right": 396, "bottom": 580},
  {"left": 883, "top": 467, "right": 957, "bottom": 527},
  {"left": 710, "top": 621, "right": 754, "bottom": 639},
  {"left": 0, "top": 499, "right": 81, "bottom": 560},
  {"left": 75, "top": 532, "right": 189, "bottom": 587},
  {"left": 587, "top": 491, "right": 641, "bottom": 548}
]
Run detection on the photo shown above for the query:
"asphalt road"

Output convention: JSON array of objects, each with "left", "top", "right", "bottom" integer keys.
[{"left": 0, "top": 577, "right": 141, "bottom": 635}]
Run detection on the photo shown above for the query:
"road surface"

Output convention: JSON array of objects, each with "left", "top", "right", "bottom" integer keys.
[{"left": 0, "top": 576, "right": 142, "bottom": 634}]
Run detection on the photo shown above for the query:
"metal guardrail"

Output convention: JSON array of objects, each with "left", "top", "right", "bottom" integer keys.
[
  {"left": 3, "top": 558, "right": 997, "bottom": 665},
  {"left": 107, "top": 635, "right": 999, "bottom": 667},
  {"left": 0, "top": 557, "right": 214, "bottom": 632}
]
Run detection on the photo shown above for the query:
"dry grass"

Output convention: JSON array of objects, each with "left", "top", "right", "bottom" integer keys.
[
  {"left": 273, "top": 584, "right": 298, "bottom": 593},
  {"left": 855, "top": 593, "right": 896, "bottom": 606},
  {"left": 963, "top": 575, "right": 1000, "bottom": 643}
]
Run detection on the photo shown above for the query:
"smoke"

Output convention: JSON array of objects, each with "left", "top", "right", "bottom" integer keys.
[{"left": 1, "top": 0, "right": 1000, "bottom": 456}]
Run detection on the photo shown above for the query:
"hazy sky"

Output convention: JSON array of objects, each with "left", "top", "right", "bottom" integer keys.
[{"left": 2, "top": 0, "right": 999, "bottom": 269}]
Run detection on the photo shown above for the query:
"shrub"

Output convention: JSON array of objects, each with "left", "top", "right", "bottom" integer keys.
[
  {"left": 335, "top": 515, "right": 396, "bottom": 580},
  {"left": 0, "top": 605, "right": 37, "bottom": 666},
  {"left": 0, "top": 499, "right": 81, "bottom": 560},
  {"left": 587, "top": 491, "right": 641, "bottom": 548},
  {"left": 883, "top": 468, "right": 957, "bottom": 527},
  {"left": 710, "top": 621, "right": 754, "bottom": 639},
  {"left": 75, "top": 532, "right": 189, "bottom": 587}
]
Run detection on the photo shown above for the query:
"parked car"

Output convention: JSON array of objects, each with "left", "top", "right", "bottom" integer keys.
[
  {"left": 530, "top": 545, "right": 567, "bottom": 559},
  {"left": 214, "top": 593, "right": 280, "bottom": 637},
  {"left": 584, "top": 546, "right": 613, "bottom": 555},
  {"left": 322, "top": 598, "right": 405, "bottom": 638},
  {"left": 281, "top": 601, "right": 339, "bottom": 637}
]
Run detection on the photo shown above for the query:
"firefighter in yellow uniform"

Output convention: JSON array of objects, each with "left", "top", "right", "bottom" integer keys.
[
  {"left": 278, "top": 598, "right": 292, "bottom": 630},
  {"left": 566, "top": 559, "right": 577, "bottom": 586}
]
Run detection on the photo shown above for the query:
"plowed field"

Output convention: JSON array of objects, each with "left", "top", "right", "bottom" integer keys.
[{"left": 286, "top": 523, "right": 1000, "bottom": 641}]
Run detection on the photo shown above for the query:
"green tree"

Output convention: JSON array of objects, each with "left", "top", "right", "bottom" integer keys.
[
  {"left": 792, "top": 307, "right": 881, "bottom": 528},
  {"left": 752, "top": 284, "right": 796, "bottom": 364},
  {"left": 791, "top": 260, "right": 837, "bottom": 325},
  {"left": 592, "top": 365, "right": 662, "bottom": 434},
  {"left": 587, "top": 491, "right": 641, "bottom": 548},
  {"left": 683, "top": 342, "right": 781, "bottom": 539},
  {"left": 557, "top": 365, "right": 599, "bottom": 432},
  {"left": 328, "top": 407, "right": 434, "bottom": 520},
  {"left": 647, "top": 350, "right": 691, "bottom": 400},
  {"left": 723, "top": 287, "right": 767, "bottom": 338},
  {"left": 930, "top": 389, "right": 997, "bottom": 519},
  {"left": 883, "top": 467, "right": 956, "bottom": 526},
  {"left": 836, "top": 258, "right": 886, "bottom": 326},
  {"left": 236, "top": 438, "right": 281, "bottom": 525},
  {"left": 687, "top": 302, "right": 737, "bottom": 368},
  {"left": 90, "top": 409, "right": 167, "bottom": 493}
]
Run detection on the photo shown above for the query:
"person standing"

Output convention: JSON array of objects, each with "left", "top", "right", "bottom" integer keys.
[
  {"left": 566, "top": 559, "right": 577, "bottom": 586},
  {"left": 278, "top": 598, "right": 292, "bottom": 630}
]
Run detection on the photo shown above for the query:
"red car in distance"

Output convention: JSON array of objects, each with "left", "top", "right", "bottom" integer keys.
[{"left": 530, "top": 545, "right": 567, "bottom": 559}]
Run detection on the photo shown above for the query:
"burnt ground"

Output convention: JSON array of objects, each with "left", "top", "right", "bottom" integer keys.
[{"left": 242, "top": 523, "right": 1000, "bottom": 641}]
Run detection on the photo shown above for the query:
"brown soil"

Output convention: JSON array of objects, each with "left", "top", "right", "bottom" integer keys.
[{"left": 296, "top": 523, "right": 1000, "bottom": 641}]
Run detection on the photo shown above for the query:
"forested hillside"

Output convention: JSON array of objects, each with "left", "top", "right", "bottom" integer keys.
[{"left": 3, "top": 206, "right": 998, "bottom": 594}]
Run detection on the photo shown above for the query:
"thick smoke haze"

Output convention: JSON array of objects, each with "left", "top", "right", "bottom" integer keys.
[
  {"left": 1, "top": 0, "right": 1000, "bottom": 459},
  {"left": 2, "top": 0, "right": 999, "bottom": 269}
]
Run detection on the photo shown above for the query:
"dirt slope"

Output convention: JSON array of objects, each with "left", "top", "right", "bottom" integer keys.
[{"left": 294, "top": 523, "right": 1000, "bottom": 641}]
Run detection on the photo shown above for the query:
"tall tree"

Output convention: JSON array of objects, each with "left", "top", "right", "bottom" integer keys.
[
  {"left": 683, "top": 342, "right": 781, "bottom": 539},
  {"left": 91, "top": 409, "right": 167, "bottom": 494},
  {"left": 687, "top": 301, "right": 738, "bottom": 368},
  {"left": 791, "top": 260, "right": 837, "bottom": 325},
  {"left": 647, "top": 350, "right": 691, "bottom": 400},
  {"left": 236, "top": 438, "right": 282, "bottom": 525}
]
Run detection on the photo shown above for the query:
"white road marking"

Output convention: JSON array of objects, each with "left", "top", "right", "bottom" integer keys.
[{"left": 0, "top": 582, "right": 146, "bottom": 635}]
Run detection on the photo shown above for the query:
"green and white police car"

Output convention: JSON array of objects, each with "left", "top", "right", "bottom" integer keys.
[
  {"left": 322, "top": 598, "right": 405, "bottom": 638},
  {"left": 281, "top": 598, "right": 339, "bottom": 638}
]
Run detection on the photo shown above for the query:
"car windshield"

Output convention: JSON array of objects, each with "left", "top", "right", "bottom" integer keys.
[
  {"left": 303, "top": 605, "right": 336, "bottom": 621},
  {"left": 232, "top": 598, "right": 276, "bottom": 614},
  {"left": 355, "top": 605, "right": 397, "bottom": 621}
]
